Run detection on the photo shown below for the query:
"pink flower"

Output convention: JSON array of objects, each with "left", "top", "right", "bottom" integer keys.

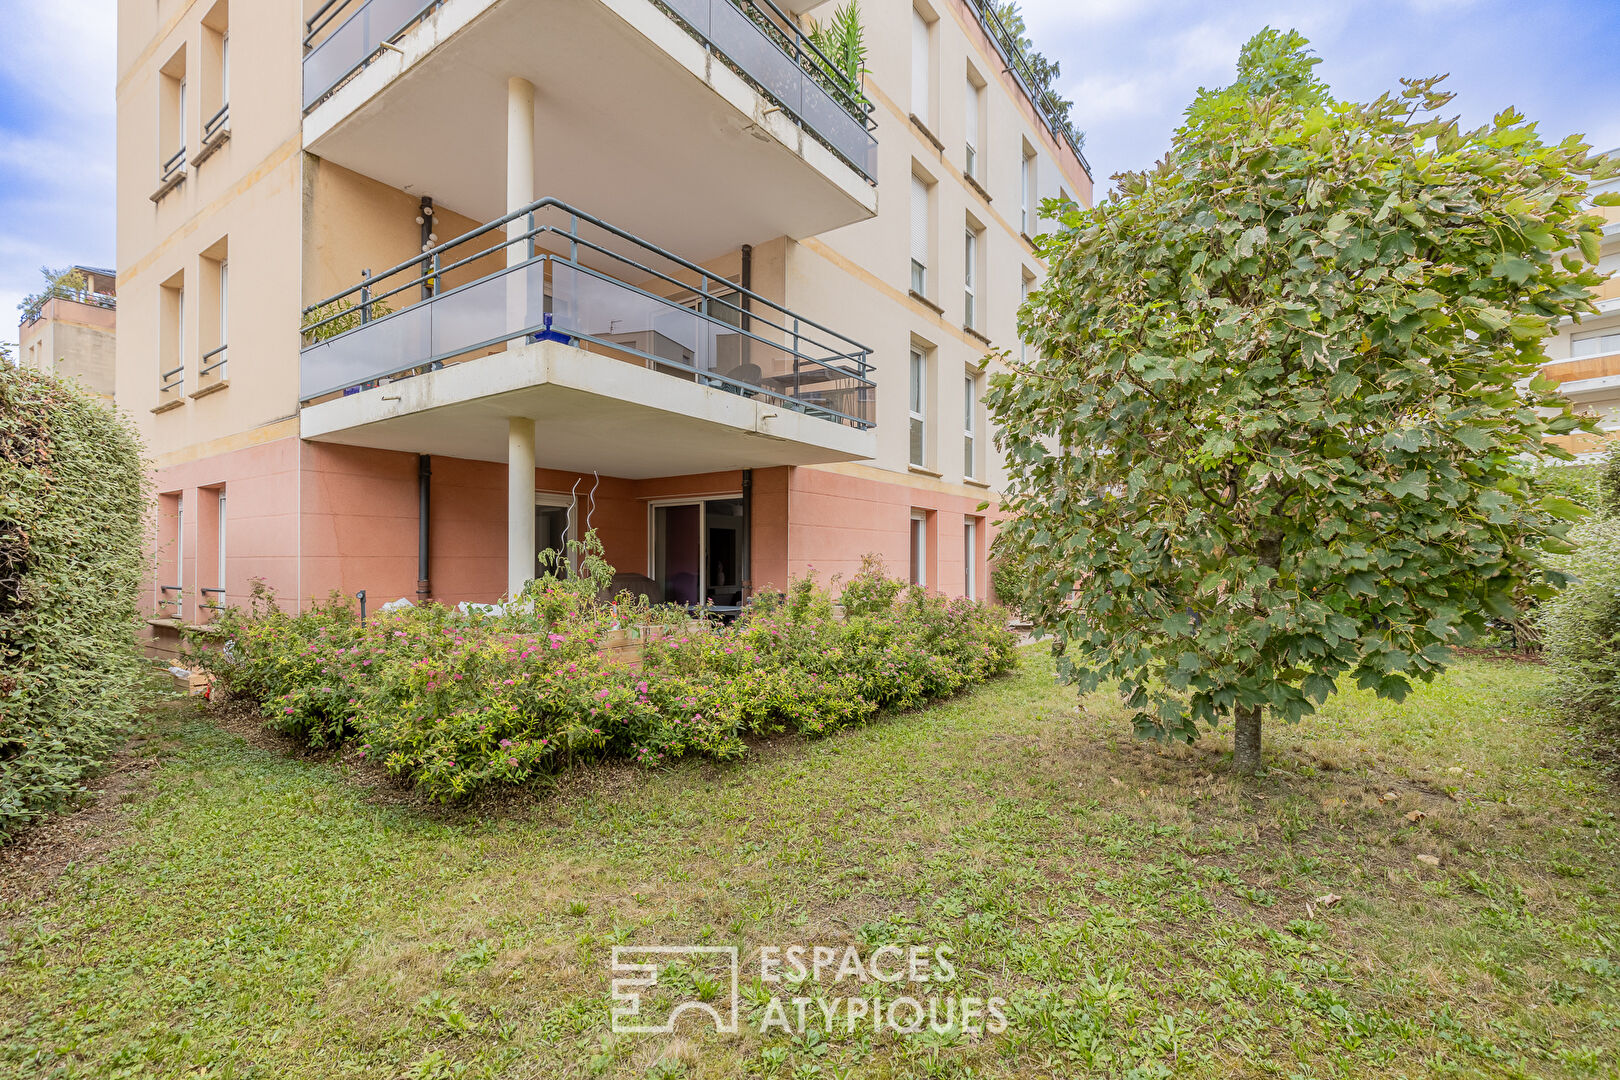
[
  {"left": 499, "top": 739, "right": 512, "bottom": 748},
  {"left": 284, "top": 706, "right": 295, "bottom": 714}
]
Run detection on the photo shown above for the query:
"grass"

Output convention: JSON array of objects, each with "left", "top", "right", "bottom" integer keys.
[{"left": 2, "top": 652, "right": 1618, "bottom": 1079}]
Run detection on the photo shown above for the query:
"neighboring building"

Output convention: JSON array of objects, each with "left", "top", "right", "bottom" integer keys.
[
  {"left": 1542, "top": 154, "right": 1620, "bottom": 460},
  {"left": 17, "top": 266, "right": 118, "bottom": 403},
  {"left": 115, "top": 0, "right": 1092, "bottom": 633}
]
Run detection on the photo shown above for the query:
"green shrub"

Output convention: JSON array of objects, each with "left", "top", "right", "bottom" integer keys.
[
  {"left": 0, "top": 366, "right": 149, "bottom": 840},
  {"left": 1541, "top": 517, "right": 1620, "bottom": 765},
  {"left": 211, "top": 543, "right": 1017, "bottom": 802}
]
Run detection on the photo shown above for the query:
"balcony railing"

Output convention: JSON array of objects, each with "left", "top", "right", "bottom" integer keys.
[
  {"left": 203, "top": 103, "right": 230, "bottom": 143},
  {"left": 660, "top": 0, "right": 876, "bottom": 181},
  {"left": 302, "top": 0, "right": 444, "bottom": 111},
  {"left": 152, "top": 146, "right": 187, "bottom": 202},
  {"left": 200, "top": 344, "right": 229, "bottom": 380},
  {"left": 300, "top": 0, "right": 877, "bottom": 181},
  {"left": 962, "top": 0, "right": 1090, "bottom": 181},
  {"left": 300, "top": 198, "right": 875, "bottom": 429}
]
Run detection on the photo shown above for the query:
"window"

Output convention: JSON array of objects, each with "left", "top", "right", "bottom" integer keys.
[
  {"left": 219, "top": 260, "right": 229, "bottom": 345},
  {"left": 910, "top": 173, "right": 930, "bottom": 295},
  {"left": 910, "top": 511, "right": 928, "bottom": 587},
  {"left": 177, "top": 495, "right": 185, "bottom": 596},
  {"left": 911, "top": 7, "right": 932, "bottom": 126},
  {"left": 963, "top": 372, "right": 979, "bottom": 479},
  {"left": 160, "top": 271, "right": 186, "bottom": 395},
  {"left": 909, "top": 347, "right": 928, "bottom": 468},
  {"left": 201, "top": 1, "right": 230, "bottom": 143},
  {"left": 1020, "top": 146, "right": 1036, "bottom": 235},
  {"left": 158, "top": 46, "right": 188, "bottom": 183},
  {"left": 964, "top": 227, "right": 978, "bottom": 329},
  {"left": 1019, "top": 272, "right": 1033, "bottom": 363},
  {"left": 217, "top": 491, "right": 227, "bottom": 593},
  {"left": 964, "top": 519, "right": 978, "bottom": 598},
  {"left": 1572, "top": 329, "right": 1620, "bottom": 357},
  {"left": 964, "top": 72, "right": 983, "bottom": 179}
]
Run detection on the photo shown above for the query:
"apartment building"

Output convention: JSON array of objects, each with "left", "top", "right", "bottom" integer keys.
[
  {"left": 1542, "top": 155, "right": 1620, "bottom": 460},
  {"left": 16, "top": 266, "right": 118, "bottom": 403},
  {"left": 115, "top": 0, "right": 1092, "bottom": 632}
]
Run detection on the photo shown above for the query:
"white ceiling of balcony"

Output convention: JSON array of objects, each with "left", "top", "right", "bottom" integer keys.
[{"left": 303, "top": 0, "right": 876, "bottom": 264}]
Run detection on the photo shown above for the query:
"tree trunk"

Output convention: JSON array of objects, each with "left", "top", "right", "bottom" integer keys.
[{"left": 1233, "top": 704, "right": 1263, "bottom": 776}]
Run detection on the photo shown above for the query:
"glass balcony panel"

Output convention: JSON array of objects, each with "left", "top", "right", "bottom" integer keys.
[
  {"left": 798, "top": 75, "right": 875, "bottom": 178},
  {"left": 303, "top": 0, "right": 435, "bottom": 111},
  {"left": 707, "top": 0, "right": 803, "bottom": 116},
  {"left": 430, "top": 259, "right": 549, "bottom": 358},
  {"left": 301, "top": 302, "right": 433, "bottom": 400},
  {"left": 302, "top": 203, "right": 873, "bottom": 427}
]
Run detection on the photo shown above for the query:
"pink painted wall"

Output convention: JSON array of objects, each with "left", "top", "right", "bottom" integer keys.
[
  {"left": 143, "top": 439, "right": 992, "bottom": 639},
  {"left": 785, "top": 467, "right": 998, "bottom": 598},
  {"left": 148, "top": 435, "right": 303, "bottom": 625}
]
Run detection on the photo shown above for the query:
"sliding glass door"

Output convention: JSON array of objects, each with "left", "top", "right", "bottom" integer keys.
[{"left": 650, "top": 497, "right": 747, "bottom": 608}]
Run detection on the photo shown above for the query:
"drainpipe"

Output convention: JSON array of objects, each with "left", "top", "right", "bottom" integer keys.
[
  {"left": 740, "top": 243, "right": 752, "bottom": 369},
  {"left": 417, "top": 454, "right": 432, "bottom": 603},
  {"left": 418, "top": 196, "right": 436, "bottom": 300},
  {"left": 741, "top": 468, "right": 753, "bottom": 600}
]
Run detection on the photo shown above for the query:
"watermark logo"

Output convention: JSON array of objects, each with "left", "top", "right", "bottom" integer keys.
[
  {"left": 609, "top": 943, "right": 1005, "bottom": 1037},
  {"left": 610, "top": 945, "right": 740, "bottom": 1034}
]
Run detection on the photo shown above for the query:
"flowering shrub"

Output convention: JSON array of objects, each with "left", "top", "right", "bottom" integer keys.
[{"left": 209, "top": 546, "right": 1016, "bottom": 802}]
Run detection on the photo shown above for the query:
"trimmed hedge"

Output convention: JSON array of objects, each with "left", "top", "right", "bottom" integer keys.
[
  {"left": 0, "top": 366, "right": 149, "bottom": 840},
  {"left": 1542, "top": 515, "right": 1620, "bottom": 768}
]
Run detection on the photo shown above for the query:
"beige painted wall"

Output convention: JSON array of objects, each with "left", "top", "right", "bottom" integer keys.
[
  {"left": 18, "top": 299, "right": 117, "bottom": 401},
  {"left": 117, "top": 0, "right": 306, "bottom": 462}
]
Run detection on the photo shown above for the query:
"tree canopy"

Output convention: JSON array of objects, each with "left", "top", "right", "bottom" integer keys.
[{"left": 986, "top": 29, "right": 1616, "bottom": 772}]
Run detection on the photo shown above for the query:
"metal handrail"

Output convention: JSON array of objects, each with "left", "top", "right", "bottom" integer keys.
[
  {"left": 734, "top": 0, "right": 872, "bottom": 127},
  {"left": 303, "top": 196, "right": 871, "bottom": 369},
  {"left": 160, "top": 364, "right": 184, "bottom": 393},
  {"left": 304, "top": 0, "right": 353, "bottom": 44},
  {"left": 301, "top": 0, "right": 875, "bottom": 180},
  {"left": 300, "top": 199, "right": 875, "bottom": 425},
  {"left": 962, "top": 0, "right": 1090, "bottom": 180},
  {"left": 160, "top": 147, "right": 186, "bottom": 182},
  {"left": 302, "top": 0, "right": 444, "bottom": 111},
  {"left": 203, "top": 103, "right": 230, "bottom": 141},
  {"left": 200, "top": 344, "right": 228, "bottom": 377}
]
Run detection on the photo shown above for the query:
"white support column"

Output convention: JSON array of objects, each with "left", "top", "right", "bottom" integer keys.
[
  {"left": 505, "top": 75, "right": 538, "bottom": 600},
  {"left": 506, "top": 76, "right": 536, "bottom": 346},
  {"left": 508, "top": 416, "right": 536, "bottom": 599}
]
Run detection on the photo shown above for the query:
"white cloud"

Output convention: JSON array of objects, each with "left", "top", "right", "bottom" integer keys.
[{"left": 0, "top": 0, "right": 117, "bottom": 338}]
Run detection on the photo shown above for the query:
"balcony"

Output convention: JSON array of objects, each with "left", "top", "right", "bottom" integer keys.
[
  {"left": 1542, "top": 350, "right": 1620, "bottom": 388},
  {"left": 298, "top": 198, "right": 875, "bottom": 474},
  {"left": 300, "top": 0, "right": 877, "bottom": 248}
]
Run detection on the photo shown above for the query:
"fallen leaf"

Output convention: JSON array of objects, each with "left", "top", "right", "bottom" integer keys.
[
  {"left": 1381, "top": 790, "right": 1400, "bottom": 802},
  {"left": 1321, "top": 797, "right": 1345, "bottom": 809},
  {"left": 1315, "top": 893, "right": 1342, "bottom": 908},
  {"left": 1109, "top": 777, "right": 1122, "bottom": 787},
  {"left": 1404, "top": 810, "right": 1426, "bottom": 823},
  {"left": 1416, "top": 854, "right": 1440, "bottom": 867}
]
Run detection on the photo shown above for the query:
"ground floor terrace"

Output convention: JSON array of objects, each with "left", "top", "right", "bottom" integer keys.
[{"left": 143, "top": 434, "right": 995, "bottom": 642}]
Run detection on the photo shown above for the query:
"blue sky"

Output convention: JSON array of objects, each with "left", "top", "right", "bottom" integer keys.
[{"left": 2, "top": 0, "right": 1619, "bottom": 344}]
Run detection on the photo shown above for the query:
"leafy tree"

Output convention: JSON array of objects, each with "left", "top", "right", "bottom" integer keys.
[
  {"left": 987, "top": 29, "right": 1614, "bottom": 774},
  {"left": 991, "top": 2, "right": 1081, "bottom": 150},
  {"left": 18, "top": 266, "right": 89, "bottom": 323}
]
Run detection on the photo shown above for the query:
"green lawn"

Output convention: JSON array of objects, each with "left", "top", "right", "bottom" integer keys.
[{"left": 2, "top": 653, "right": 1617, "bottom": 1079}]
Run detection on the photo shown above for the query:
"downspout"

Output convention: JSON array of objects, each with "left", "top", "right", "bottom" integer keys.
[
  {"left": 417, "top": 454, "right": 432, "bottom": 603},
  {"left": 741, "top": 468, "right": 753, "bottom": 601},
  {"left": 740, "top": 243, "right": 752, "bottom": 369}
]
